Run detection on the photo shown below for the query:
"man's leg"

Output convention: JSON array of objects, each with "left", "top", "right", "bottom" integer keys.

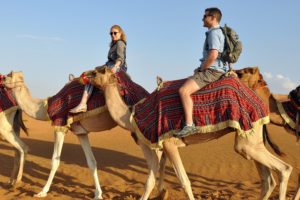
[
  {"left": 179, "top": 78, "right": 201, "bottom": 125},
  {"left": 174, "top": 78, "right": 201, "bottom": 137}
]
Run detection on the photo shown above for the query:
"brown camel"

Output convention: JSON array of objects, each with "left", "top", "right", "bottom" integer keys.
[
  {"left": 4, "top": 71, "right": 162, "bottom": 200},
  {"left": 89, "top": 67, "right": 293, "bottom": 200},
  {"left": 235, "top": 66, "right": 300, "bottom": 200}
]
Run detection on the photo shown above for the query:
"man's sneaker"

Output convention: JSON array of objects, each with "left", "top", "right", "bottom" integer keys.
[{"left": 174, "top": 124, "right": 197, "bottom": 138}]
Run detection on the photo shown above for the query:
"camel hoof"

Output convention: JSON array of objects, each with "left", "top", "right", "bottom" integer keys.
[
  {"left": 157, "top": 189, "right": 168, "bottom": 200},
  {"left": 7, "top": 179, "right": 16, "bottom": 187},
  {"left": 34, "top": 192, "right": 47, "bottom": 198},
  {"left": 93, "top": 196, "right": 103, "bottom": 200}
]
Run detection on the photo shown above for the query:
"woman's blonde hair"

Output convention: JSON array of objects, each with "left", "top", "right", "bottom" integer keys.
[{"left": 110, "top": 25, "right": 126, "bottom": 46}]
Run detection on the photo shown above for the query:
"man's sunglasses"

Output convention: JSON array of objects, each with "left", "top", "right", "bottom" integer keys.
[
  {"left": 203, "top": 14, "right": 213, "bottom": 19},
  {"left": 110, "top": 32, "right": 119, "bottom": 36}
]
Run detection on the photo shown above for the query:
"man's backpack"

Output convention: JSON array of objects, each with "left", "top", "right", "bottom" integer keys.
[{"left": 219, "top": 24, "right": 242, "bottom": 65}]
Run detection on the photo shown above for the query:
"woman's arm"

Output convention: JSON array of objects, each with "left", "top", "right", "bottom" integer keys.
[{"left": 111, "top": 41, "right": 126, "bottom": 72}]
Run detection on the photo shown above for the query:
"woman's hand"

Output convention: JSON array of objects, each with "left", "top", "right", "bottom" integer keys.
[{"left": 111, "top": 66, "right": 118, "bottom": 73}]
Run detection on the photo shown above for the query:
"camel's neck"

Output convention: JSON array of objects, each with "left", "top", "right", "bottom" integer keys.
[
  {"left": 104, "top": 84, "right": 135, "bottom": 132},
  {"left": 255, "top": 85, "right": 287, "bottom": 126},
  {"left": 255, "top": 86, "right": 272, "bottom": 106},
  {"left": 12, "top": 86, "right": 49, "bottom": 120}
]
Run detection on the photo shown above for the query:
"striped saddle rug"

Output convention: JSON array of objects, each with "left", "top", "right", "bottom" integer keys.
[
  {"left": 47, "top": 71, "right": 149, "bottom": 127},
  {"left": 0, "top": 86, "right": 17, "bottom": 113},
  {"left": 277, "top": 101, "right": 300, "bottom": 130},
  {"left": 132, "top": 76, "right": 270, "bottom": 146}
]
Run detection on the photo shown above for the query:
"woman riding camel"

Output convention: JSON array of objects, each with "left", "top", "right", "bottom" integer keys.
[{"left": 70, "top": 24, "right": 127, "bottom": 113}]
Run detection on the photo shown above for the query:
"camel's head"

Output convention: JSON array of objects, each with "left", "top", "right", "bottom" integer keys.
[
  {"left": 3, "top": 71, "right": 25, "bottom": 89},
  {"left": 90, "top": 66, "right": 117, "bottom": 89},
  {"left": 234, "top": 66, "right": 267, "bottom": 89}
]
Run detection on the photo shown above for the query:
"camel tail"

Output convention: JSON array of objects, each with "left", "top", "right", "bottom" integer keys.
[
  {"left": 13, "top": 109, "right": 28, "bottom": 136},
  {"left": 263, "top": 125, "right": 285, "bottom": 157}
]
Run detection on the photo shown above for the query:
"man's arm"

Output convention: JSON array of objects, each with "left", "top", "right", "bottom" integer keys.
[{"left": 200, "top": 49, "right": 218, "bottom": 70}]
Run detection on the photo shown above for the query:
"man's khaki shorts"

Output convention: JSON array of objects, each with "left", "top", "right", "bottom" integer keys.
[{"left": 190, "top": 69, "right": 224, "bottom": 89}]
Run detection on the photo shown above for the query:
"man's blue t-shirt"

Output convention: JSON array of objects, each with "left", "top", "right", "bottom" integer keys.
[{"left": 200, "top": 26, "right": 228, "bottom": 73}]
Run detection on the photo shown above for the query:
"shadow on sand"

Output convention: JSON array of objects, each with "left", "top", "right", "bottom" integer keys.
[{"left": 0, "top": 137, "right": 295, "bottom": 200}]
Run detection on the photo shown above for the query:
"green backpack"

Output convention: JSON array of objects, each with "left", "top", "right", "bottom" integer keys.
[{"left": 219, "top": 24, "right": 242, "bottom": 65}]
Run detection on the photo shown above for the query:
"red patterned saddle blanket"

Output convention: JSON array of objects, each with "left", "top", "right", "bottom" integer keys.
[
  {"left": 47, "top": 71, "right": 149, "bottom": 127},
  {"left": 132, "top": 76, "right": 269, "bottom": 145},
  {"left": 277, "top": 100, "right": 300, "bottom": 130},
  {"left": 0, "top": 84, "right": 17, "bottom": 113},
  {"left": 0, "top": 74, "right": 5, "bottom": 85}
]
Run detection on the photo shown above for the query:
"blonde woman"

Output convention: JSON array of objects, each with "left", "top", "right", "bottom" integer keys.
[{"left": 70, "top": 25, "right": 127, "bottom": 113}]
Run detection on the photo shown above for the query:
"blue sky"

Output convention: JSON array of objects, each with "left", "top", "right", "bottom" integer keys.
[{"left": 1, "top": 0, "right": 299, "bottom": 97}]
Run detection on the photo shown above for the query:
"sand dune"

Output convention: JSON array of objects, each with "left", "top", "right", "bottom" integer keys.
[{"left": 0, "top": 114, "right": 299, "bottom": 199}]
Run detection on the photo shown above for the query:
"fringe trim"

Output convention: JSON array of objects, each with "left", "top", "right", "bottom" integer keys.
[
  {"left": 44, "top": 99, "right": 51, "bottom": 120},
  {"left": 0, "top": 106, "right": 18, "bottom": 115},
  {"left": 53, "top": 106, "right": 108, "bottom": 133},
  {"left": 130, "top": 113, "right": 270, "bottom": 149},
  {"left": 276, "top": 100, "right": 296, "bottom": 130}
]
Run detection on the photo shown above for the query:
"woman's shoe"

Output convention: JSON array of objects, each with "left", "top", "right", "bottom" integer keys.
[{"left": 69, "top": 104, "right": 87, "bottom": 113}]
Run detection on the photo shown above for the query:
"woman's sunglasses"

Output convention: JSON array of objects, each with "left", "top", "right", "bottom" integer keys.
[{"left": 110, "top": 32, "right": 119, "bottom": 36}]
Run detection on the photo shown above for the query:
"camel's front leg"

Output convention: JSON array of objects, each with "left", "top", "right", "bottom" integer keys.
[
  {"left": 158, "top": 151, "right": 167, "bottom": 191},
  {"left": 254, "top": 161, "right": 276, "bottom": 199},
  {"left": 0, "top": 119, "right": 28, "bottom": 186},
  {"left": 34, "top": 131, "right": 65, "bottom": 198},
  {"left": 77, "top": 134, "right": 103, "bottom": 200},
  {"left": 234, "top": 126, "right": 292, "bottom": 200},
  {"left": 163, "top": 140, "right": 194, "bottom": 200},
  {"left": 138, "top": 142, "right": 161, "bottom": 200},
  {"left": 294, "top": 174, "right": 300, "bottom": 200}
]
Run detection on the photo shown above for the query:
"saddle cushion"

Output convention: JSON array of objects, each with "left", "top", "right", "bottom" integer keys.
[
  {"left": 131, "top": 76, "right": 270, "bottom": 147},
  {"left": 277, "top": 100, "right": 300, "bottom": 130},
  {"left": 0, "top": 86, "right": 17, "bottom": 113},
  {"left": 47, "top": 71, "right": 149, "bottom": 128}
]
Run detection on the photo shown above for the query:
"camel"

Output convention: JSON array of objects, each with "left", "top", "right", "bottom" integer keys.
[
  {"left": 89, "top": 66, "right": 293, "bottom": 200},
  {"left": 0, "top": 107, "right": 28, "bottom": 186},
  {"left": 3, "top": 71, "right": 163, "bottom": 200},
  {"left": 234, "top": 67, "right": 299, "bottom": 140},
  {"left": 234, "top": 66, "right": 300, "bottom": 200}
]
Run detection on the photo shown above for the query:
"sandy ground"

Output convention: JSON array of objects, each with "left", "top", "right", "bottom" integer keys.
[{"left": 0, "top": 114, "right": 299, "bottom": 200}]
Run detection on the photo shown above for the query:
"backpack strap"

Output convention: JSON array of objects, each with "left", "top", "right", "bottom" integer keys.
[{"left": 204, "top": 27, "right": 232, "bottom": 70}]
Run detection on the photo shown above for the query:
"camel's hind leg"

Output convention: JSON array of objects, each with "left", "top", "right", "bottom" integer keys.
[
  {"left": 235, "top": 126, "right": 292, "bottom": 200},
  {"left": 254, "top": 161, "right": 277, "bottom": 199},
  {"left": 157, "top": 151, "right": 168, "bottom": 198},
  {"left": 34, "top": 131, "right": 65, "bottom": 198},
  {"left": 163, "top": 140, "right": 194, "bottom": 200},
  {"left": 77, "top": 134, "right": 102, "bottom": 200},
  {"left": 0, "top": 113, "right": 28, "bottom": 185},
  {"left": 138, "top": 142, "right": 162, "bottom": 200}
]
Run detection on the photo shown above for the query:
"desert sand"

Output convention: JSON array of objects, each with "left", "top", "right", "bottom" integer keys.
[{"left": 0, "top": 114, "right": 299, "bottom": 200}]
